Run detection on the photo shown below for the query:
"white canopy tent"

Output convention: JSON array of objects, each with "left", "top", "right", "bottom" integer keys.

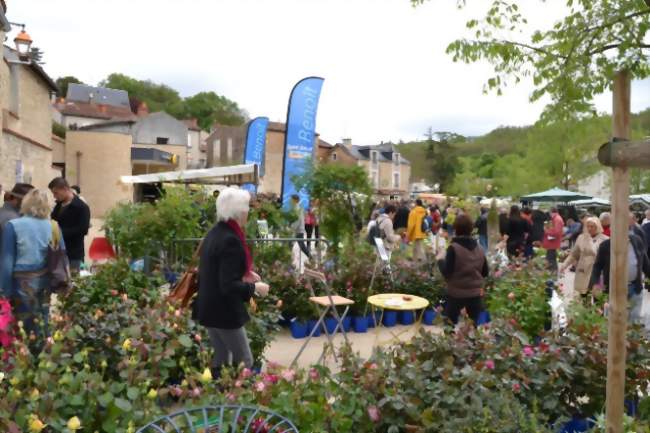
[{"left": 120, "top": 164, "right": 258, "bottom": 186}]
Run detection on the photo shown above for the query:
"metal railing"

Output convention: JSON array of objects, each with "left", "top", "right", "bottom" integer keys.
[{"left": 170, "top": 237, "right": 331, "bottom": 272}]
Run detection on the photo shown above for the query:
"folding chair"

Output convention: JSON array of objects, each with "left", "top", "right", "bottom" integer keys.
[{"left": 291, "top": 268, "right": 354, "bottom": 367}]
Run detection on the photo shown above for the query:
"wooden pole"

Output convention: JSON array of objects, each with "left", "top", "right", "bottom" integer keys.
[{"left": 606, "top": 70, "right": 631, "bottom": 433}]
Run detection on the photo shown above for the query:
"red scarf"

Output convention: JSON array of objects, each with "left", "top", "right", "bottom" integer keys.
[{"left": 226, "top": 219, "right": 253, "bottom": 273}]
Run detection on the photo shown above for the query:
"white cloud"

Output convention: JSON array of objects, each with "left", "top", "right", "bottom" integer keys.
[{"left": 5, "top": 0, "right": 649, "bottom": 144}]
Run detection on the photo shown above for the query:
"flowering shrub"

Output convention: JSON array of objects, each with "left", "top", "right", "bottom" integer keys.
[{"left": 486, "top": 266, "right": 551, "bottom": 337}]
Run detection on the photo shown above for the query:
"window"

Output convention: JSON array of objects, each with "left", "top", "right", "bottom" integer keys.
[
  {"left": 393, "top": 172, "right": 401, "bottom": 189},
  {"left": 371, "top": 170, "right": 379, "bottom": 188},
  {"left": 393, "top": 152, "right": 400, "bottom": 167},
  {"left": 331, "top": 152, "right": 337, "bottom": 161},
  {"left": 227, "top": 138, "right": 233, "bottom": 160},
  {"left": 156, "top": 137, "right": 169, "bottom": 145},
  {"left": 187, "top": 133, "right": 192, "bottom": 148},
  {"left": 214, "top": 139, "right": 221, "bottom": 163},
  {"left": 371, "top": 150, "right": 378, "bottom": 166}
]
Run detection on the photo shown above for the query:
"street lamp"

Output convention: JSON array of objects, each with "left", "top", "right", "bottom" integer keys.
[
  {"left": 14, "top": 29, "right": 32, "bottom": 59},
  {"left": 8, "top": 23, "right": 32, "bottom": 60}
]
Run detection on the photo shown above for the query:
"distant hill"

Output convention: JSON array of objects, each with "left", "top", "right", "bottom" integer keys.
[{"left": 398, "top": 109, "right": 650, "bottom": 185}]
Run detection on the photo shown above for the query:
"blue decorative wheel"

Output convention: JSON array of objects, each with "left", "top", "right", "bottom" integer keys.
[{"left": 136, "top": 405, "right": 299, "bottom": 433}]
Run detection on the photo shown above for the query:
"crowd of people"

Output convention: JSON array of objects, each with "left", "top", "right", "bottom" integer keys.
[
  {"left": 0, "top": 178, "right": 90, "bottom": 352},
  {"left": 366, "top": 198, "right": 650, "bottom": 328}
]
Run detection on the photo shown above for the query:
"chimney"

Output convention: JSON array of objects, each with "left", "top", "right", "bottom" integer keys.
[
  {"left": 137, "top": 102, "right": 149, "bottom": 117},
  {"left": 342, "top": 138, "right": 352, "bottom": 148},
  {"left": 187, "top": 118, "right": 198, "bottom": 129}
]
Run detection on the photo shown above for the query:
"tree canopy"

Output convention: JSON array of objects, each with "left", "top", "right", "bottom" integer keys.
[
  {"left": 412, "top": 0, "right": 650, "bottom": 122},
  {"left": 99, "top": 73, "right": 247, "bottom": 130}
]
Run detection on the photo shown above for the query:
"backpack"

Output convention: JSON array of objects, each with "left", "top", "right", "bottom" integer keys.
[
  {"left": 367, "top": 221, "right": 384, "bottom": 245},
  {"left": 421, "top": 216, "right": 430, "bottom": 233}
]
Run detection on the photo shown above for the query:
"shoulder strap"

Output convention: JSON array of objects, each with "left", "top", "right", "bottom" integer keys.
[{"left": 50, "top": 220, "right": 61, "bottom": 247}]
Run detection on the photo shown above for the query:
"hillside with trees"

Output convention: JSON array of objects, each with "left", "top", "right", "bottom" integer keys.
[{"left": 398, "top": 109, "right": 650, "bottom": 196}]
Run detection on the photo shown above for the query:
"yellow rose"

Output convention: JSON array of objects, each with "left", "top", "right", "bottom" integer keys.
[
  {"left": 122, "top": 338, "right": 132, "bottom": 350},
  {"left": 200, "top": 367, "right": 212, "bottom": 383},
  {"left": 67, "top": 416, "right": 82, "bottom": 431},
  {"left": 9, "top": 377, "right": 19, "bottom": 386},
  {"left": 30, "top": 388, "right": 39, "bottom": 400},
  {"left": 147, "top": 388, "right": 157, "bottom": 399},
  {"left": 28, "top": 415, "right": 46, "bottom": 432},
  {"left": 53, "top": 330, "right": 63, "bottom": 341}
]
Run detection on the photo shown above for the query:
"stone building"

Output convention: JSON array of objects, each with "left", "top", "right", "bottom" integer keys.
[
  {"left": 205, "top": 121, "right": 323, "bottom": 196},
  {"left": 317, "top": 139, "right": 411, "bottom": 200},
  {"left": 0, "top": 4, "right": 61, "bottom": 192}
]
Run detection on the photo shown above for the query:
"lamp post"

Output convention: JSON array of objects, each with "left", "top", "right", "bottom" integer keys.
[{"left": 8, "top": 22, "right": 32, "bottom": 60}]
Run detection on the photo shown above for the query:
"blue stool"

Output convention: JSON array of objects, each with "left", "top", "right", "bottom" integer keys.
[{"left": 137, "top": 405, "right": 299, "bottom": 432}]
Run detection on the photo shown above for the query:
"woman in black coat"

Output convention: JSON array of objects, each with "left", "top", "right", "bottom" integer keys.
[
  {"left": 194, "top": 188, "right": 270, "bottom": 379},
  {"left": 505, "top": 205, "right": 530, "bottom": 258}
]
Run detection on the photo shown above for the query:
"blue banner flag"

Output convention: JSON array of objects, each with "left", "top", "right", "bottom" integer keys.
[
  {"left": 280, "top": 76, "right": 324, "bottom": 209},
  {"left": 242, "top": 117, "right": 269, "bottom": 193}
]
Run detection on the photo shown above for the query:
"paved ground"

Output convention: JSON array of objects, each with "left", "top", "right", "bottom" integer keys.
[{"left": 263, "top": 323, "right": 440, "bottom": 370}]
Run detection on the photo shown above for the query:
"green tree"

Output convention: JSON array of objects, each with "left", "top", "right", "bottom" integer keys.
[
  {"left": 412, "top": 0, "right": 650, "bottom": 122},
  {"left": 100, "top": 73, "right": 186, "bottom": 118},
  {"left": 293, "top": 161, "right": 373, "bottom": 251},
  {"left": 424, "top": 128, "right": 460, "bottom": 192},
  {"left": 55, "top": 75, "right": 83, "bottom": 98},
  {"left": 183, "top": 91, "right": 247, "bottom": 130}
]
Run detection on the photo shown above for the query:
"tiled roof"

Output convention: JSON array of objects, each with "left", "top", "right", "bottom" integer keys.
[
  {"left": 54, "top": 100, "right": 137, "bottom": 121},
  {"left": 67, "top": 83, "right": 130, "bottom": 108}
]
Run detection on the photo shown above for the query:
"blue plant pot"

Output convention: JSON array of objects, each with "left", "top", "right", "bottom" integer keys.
[
  {"left": 399, "top": 311, "right": 415, "bottom": 325},
  {"left": 383, "top": 310, "right": 398, "bottom": 327},
  {"left": 342, "top": 316, "right": 352, "bottom": 332},
  {"left": 423, "top": 309, "right": 436, "bottom": 325},
  {"left": 625, "top": 399, "right": 638, "bottom": 416},
  {"left": 278, "top": 314, "right": 293, "bottom": 327},
  {"left": 353, "top": 316, "right": 368, "bottom": 333},
  {"left": 307, "top": 319, "right": 322, "bottom": 337},
  {"left": 560, "top": 417, "right": 595, "bottom": 433},
  {"left": 366, "top": 313, "right": 375, "bottom": 328},
  {"left": 289, "top": 320, "right": 308, "bottom": 339},
  {"left": 325, "top": 317, "right": 338, "bottom": 334},
  {"left": 477, "top": 310, "right": 491, "bottom": 326}
]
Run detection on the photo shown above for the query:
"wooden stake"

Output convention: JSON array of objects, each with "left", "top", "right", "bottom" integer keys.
[{"left": 606, "top": 70, "right": 631, "bottom": 433}]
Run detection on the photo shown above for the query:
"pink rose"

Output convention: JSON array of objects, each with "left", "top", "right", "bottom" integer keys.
[
  {"left": 254, "top": 381, "right": 266, "bottom": 392},
  {"left": 368, "top": 363, "right": 378, "bottom": 370},
  {"left": 512, "top": 382, "right": 521, "bottom": 393},
  {"left": 191, "top": 387, "right": 201, "bottom": 397},
  {"left": 367, "top": 405, "right": 381, "bottom": 422},
  {"left": 194, "top": 334, "right": 202, "bottom": 342},
  {"left": 523, "top": 346, "right": 534, "bottom": 357},
  {"left": 241, "top": 368, "right": 253, "bottom": 379},
  {"left": 309, "top": 368, "right": 319, "bottom": 381},
  {"left": 226, "top": 392, "right": 236, "bottom": 402},
  {"left": 484, "top": 359, "right": 495, "bottom": 370},
  {"left": 235, "top": 380, "right": 243, "bottom": 388},
  {"left": 281, "top": 369, "right": 296, "bottom": 382},
  {"left": 507, "top": 292, "right": 515, "bottom": 301},
  {"left": 263, "top": 374, "right": 279, "bottom": 385}
]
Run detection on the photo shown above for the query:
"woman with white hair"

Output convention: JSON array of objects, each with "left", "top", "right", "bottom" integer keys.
[
  {"left": 194, "top": 187, "right": 270, "bottom": 379},
  {"left": 0, "top": 189, "right": 65, "bottom": 350},
  {"left": 560, "top": 216, "right": 609, "bottom": 299}
]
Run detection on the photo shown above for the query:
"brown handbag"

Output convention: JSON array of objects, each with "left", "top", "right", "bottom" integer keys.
[{"left": 168, "top": 240, "right": 203, "bottom": 308}]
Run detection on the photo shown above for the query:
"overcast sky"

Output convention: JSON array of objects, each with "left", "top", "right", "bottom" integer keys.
[{"left": 5, "top": 0, "right": 650, "bottom": 144}]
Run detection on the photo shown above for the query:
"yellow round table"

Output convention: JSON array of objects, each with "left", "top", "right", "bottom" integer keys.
[
  {"left": 367, "top": 293, "right": 429, "bottom": 311},
  {"left": 367, "top": 293, "right": 430, "bottom": 345}
]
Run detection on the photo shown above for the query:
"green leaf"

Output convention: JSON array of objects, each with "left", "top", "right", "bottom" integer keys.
[
  {"left": 114, "top": 397, "right": 133, "bottom": 412},
  {"left": 127, "top": 387, "right": 140, "bottom": 400},
  {"left": 98, "top": 392, "right": 114, "bottom": 407},
  {"left": 178, "top": 334, "right": 192, "bottom": 348}
]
